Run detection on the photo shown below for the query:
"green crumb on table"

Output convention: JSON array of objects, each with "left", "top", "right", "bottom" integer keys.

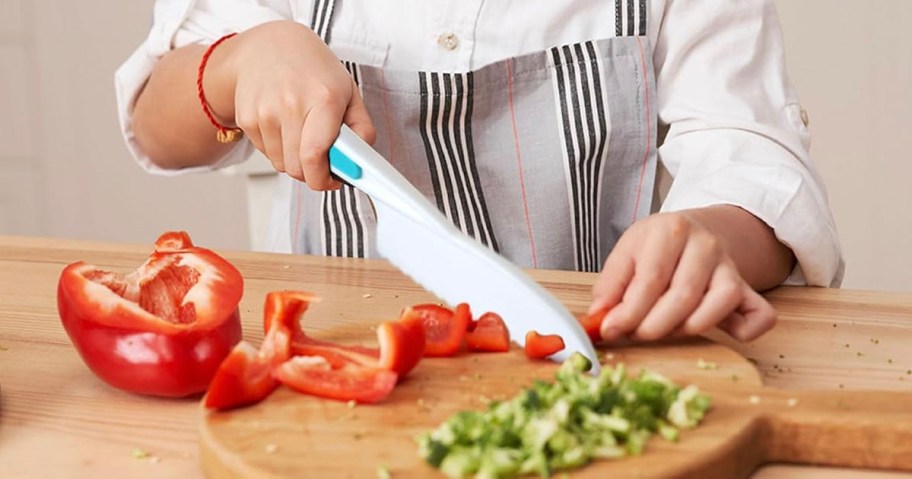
[
  {"left": 376, "top": 464, "right": 392, "bottom": 479},
  {"left": 696, "top": 358, "right": 718, "bottom": 370},
  {"left": 474, "top": 373, "right": 482, "bottom": 381},
  {"left": 347, "top": 400, "right": 357, "bottom": 409},
  {"left": 131, "top": 448, "right": 149, "bottom": 459},
  {"left": 417, "top": 353, "right": 711, "bottom": 478}
]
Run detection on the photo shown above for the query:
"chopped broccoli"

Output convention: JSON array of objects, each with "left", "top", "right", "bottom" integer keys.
[{"left": 417, "top": 353, "right": 711, "bottom": 478}]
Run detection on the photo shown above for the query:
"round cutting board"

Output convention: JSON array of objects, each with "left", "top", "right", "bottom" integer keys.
[{"left": 199, "top": 333, "right": 912, "bottom": 478}]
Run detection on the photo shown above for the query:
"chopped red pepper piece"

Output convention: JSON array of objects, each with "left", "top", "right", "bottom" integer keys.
[
  {"left": 410, "top": 303, "right": 471, "bottom": 357},
  {"left": 466, "top": 312, "right": 511, "bottom": 353},
  {"left": 524, "top": 331, "right": 566, "bottom": 359},
  {"left": 57, "top": 231, "right": 243, "bottom": 397},
  {"left": 580, "top": 307, "right": 608, "bottom": 343},
  {"left": 377, "top": 313, "right": 426, "bottom": 376}
]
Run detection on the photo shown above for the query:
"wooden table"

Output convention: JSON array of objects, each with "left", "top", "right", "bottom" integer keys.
[{"left": 1, "top": 235, "right": 910, "bottom": 479}]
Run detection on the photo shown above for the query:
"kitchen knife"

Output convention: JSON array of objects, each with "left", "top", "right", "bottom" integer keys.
[{"left": 328, "top": 125, "right": 600, "bottom": 371}]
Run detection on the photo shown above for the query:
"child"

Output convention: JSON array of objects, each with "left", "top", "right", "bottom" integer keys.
[{"left": 117, "top": 0, "right": 843, "bottom": 343}]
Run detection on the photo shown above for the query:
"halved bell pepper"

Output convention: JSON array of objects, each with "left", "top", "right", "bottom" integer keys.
[{"left": 57, "top": 231, "right": 243, "bottom": 398}]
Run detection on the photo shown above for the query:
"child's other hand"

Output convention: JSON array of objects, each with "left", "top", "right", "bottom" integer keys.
[
  {"left": 588, "top": 210, "right": 777, "bottom": 343},
  {"left": 220, "top": 20, "right": 376, "bottom": 190}
]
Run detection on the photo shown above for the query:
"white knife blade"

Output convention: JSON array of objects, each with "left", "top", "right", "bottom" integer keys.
[{"left": 329, "top": 125, "right": 600, "bottom": 371}]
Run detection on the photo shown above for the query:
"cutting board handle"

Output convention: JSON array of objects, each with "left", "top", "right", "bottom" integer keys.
[{"left": 755, "top": 388, "right": 912, "bottom": 470}]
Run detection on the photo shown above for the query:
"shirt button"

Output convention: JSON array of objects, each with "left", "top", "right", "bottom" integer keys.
[
  {"left": 437, "top": 32, "right": 459, "bottom": 51},
  {"left": 800, "top": 108, "right": 810, "bottom": 127}
]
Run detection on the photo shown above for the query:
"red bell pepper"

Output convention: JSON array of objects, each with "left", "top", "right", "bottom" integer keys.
[
  {"left": 524, "top": 331, "right": 566, "bottom": 359},
  {"left": 57, "top": 231, "right": 243, "bottom": 398},
  {"left": 409, "top": 303, "right": 471, "bottom": 357},
  {"left": 465, "top": 312, "right": 511, "bottom": 353}
]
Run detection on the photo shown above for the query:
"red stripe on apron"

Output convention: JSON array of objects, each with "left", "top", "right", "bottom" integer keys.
[
  {"left": 631, "top": 36, "right": 652, "bottom": 223},
  {"left": 506, "top": 59, "right": 539, "bottom": 268}
]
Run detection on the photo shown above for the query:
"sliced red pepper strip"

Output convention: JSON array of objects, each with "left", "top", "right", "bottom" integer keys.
[
  {"left": 465, "top": 312, "right": 510, "bottom": 353},
  {"left": 291, "top": 336, "right": 379, "bottom": 369},
  {"left": 274, "top": 356, "right": 398, "bottom": 404},
  {"left": 579, "top": 307, "right": 607, "bottom": 343},
  {"left": 205, "top": 291, "right": 308, "bottom": 410},
  {"left": 203, "top": 341, "right": 279, "bottom": 410},
  {"left": 281, "top": 296, "right": 426, "bottom": 378},
  {"left": 524, "top": 331, "right": 566, "bottom": 359},
  {"left": 57, "top": 231, "right": 243, "bottom": 397},
  {"left": 290, "top": 320, "right": 424, "bottom": 378},
  {"left": 410, "top": 303, "right": 470, "bottom": 357}
]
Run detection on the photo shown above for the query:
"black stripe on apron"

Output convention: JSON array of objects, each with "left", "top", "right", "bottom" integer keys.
[
  {"left": 616, "top": 0, "right": 647, "bottom": 37},
  {"left": 615, "top": 0, "right": 623, "bottom": 37},
  {"left": 418, "top": 71, "right": 499, "bottom": 251},
  {"left": 638, "top": 0, "right": 647, "bottom": 36},
  {"left": 627, "top": 0, "right": 635, "bottom": 37},
  {"left": 310, "top": 0, "right": 336, "bottom": 43},
  {"left": 550, "top": 42, "right": 610, "bottom": 273},
  {"left": 319, "top": 58, "right": 369, "bottom": 257}
]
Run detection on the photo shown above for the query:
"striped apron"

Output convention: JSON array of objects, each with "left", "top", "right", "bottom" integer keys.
[{"left": 290, "top": 1, "right": 657, "bottom": 273}]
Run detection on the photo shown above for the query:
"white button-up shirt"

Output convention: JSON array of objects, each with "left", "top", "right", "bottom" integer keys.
[{"left": 115, "top": 0, "right": 845, "bottom": 287}]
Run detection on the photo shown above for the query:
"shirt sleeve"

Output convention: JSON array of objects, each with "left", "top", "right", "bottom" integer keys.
[
  {"left": 651, "top": 0, "right": 845, "bottom": 287},
  {"left": 114, "top": 0, "right": 290, "bottom": 176}
]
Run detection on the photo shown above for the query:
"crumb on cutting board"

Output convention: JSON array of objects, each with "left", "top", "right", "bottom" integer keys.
[{"left": 696, "top": 358, "right": 718, "bottom": 370}]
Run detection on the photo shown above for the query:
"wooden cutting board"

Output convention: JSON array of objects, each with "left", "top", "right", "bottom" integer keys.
[{"left": 199, "top": 325, "right": 912, "bottom": 478}]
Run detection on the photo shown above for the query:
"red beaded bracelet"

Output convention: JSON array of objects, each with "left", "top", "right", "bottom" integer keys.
[{"left": 197, "top": 33, "right": 243, "bottom": 143}]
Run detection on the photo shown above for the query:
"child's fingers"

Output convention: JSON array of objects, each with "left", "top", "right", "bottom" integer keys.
[
  {"left": 631, "top": 235, "right": 718, "bottom": 341},
  {"left": 235, "top": 106, "right": 273, "bottom": 171},
  {"left": 599, "top": 230, "right": 686, "bottom": 342},
  {"left": 299, "top": 103, "right": 344, "bottom": 191},
  {"left": 344, "top": 82, "right": 377, "bottom": 146},
  {"left": 281, "top": 114, "right": 305, "bottom": 182},
  {"left": 676, "top": 264, "right": 744, "bottom": 336},
  {"left": 259, "top": 116, "right": 289, "bottom": 179},
  {"left": 589, "top": 245, "right": 635, "bottom": 316},
  {"left": 718, "top": 288, "right": 777, "bottom": 341}
]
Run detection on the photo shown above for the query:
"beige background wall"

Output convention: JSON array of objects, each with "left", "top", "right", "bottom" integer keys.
[
  {"left": 0, "top": 0, "right": 249, "bottom": 250},
  {"left": 1, "top": 0, "right": 910, "bottom": 292}
]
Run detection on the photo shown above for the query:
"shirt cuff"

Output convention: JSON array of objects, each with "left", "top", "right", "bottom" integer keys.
[{"left": 659, "top": 131, "right": 845, "bottom": 288}]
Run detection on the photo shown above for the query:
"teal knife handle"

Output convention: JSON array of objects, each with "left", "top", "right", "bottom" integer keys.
[{"left": 329, "top": 145, "right": 363, "bottom": 182}]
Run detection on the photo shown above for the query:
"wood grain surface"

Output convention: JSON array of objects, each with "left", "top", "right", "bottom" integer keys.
[{"left": 1, "top": 235, "right": 912, "bottom": 478}]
